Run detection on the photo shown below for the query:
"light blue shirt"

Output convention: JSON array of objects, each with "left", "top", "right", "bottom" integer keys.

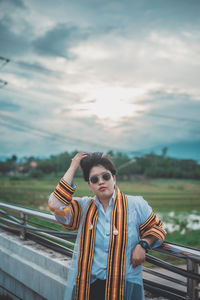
[
  {"left": 91, "top": 191, "right": 115, "bottom": 282},
  {"left": 52, "top": 187, "right": 162, "bottom": 284}
]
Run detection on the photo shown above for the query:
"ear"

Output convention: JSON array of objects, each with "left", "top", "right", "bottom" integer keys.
[{"left": 88, "top": 181, "right": 92, "bottom": 189}]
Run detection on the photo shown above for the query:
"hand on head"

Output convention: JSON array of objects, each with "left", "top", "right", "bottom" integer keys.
[{"left": 70, "top": 152, "right": 88, "bottom": 171}]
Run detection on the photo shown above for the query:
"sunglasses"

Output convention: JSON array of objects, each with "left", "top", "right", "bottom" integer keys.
[{"left": 89, "top": 172, "right": 112, "bottom": 184}]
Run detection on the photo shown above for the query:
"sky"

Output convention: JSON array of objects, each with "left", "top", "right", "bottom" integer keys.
[{"left": 0, "top": 0, "right": 200, "bottom": 158}]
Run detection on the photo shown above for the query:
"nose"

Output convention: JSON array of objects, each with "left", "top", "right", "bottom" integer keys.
[{"left": 98, "top": 175, "right": 105, "bottom": 184}]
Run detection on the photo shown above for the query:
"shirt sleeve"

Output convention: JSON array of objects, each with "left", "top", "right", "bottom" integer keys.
[
  {"left": 133, "top": 196, "right": 153, "bottom": 227},
  {"left": 128, "top": 196, "right": 166, "bottom": 247},
  {"left": 48, "top": 192, "right": 72, "bottom": 224},
  {"left": 48, "top": 178, "right": 90, "bottom": 230}
]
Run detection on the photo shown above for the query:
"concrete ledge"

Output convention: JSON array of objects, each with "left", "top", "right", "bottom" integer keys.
[{"left": 0, "top": 229, "right": 71, "bottom": 300}]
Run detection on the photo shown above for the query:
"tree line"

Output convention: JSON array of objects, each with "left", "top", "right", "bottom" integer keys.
[{"left": 0, "top": 148, "right": 199, "bottom": 179}]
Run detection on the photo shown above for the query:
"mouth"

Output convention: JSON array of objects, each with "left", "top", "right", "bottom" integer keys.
[{"left": 99, "top": 186, "right": 106, "bottom": 191}]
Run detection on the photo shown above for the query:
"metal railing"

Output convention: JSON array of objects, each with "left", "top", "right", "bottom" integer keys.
[{"left": 0, "top": 202, "right": 199, "bottom": 300}]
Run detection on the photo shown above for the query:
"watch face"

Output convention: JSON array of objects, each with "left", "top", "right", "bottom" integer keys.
[{"left": 139, "top": 240, "right": 149, "bottom": 250}]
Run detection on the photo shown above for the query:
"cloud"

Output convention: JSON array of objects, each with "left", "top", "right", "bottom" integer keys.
[
  {"left": 0, "top": 0, "right": 25, "bottom": 9},
  {"left": 17, "top": 61, "right": 54, "bottom": 75},
  {"left": 0, "top": 0, "right": 200, "bottom": 157},
  {"left": 0, "top": 18, "right": 30, "bottom": 57},
  {"left": 0, "top": 99, "right": 21, "bottom": 112},
  {"left": 115, "top": 90, "right": 200, "bottom": 150},
  {"left": 32, "top": 23, "right": 89, "bottom": 58}
]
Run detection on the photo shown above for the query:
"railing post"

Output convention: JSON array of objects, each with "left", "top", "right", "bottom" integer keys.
[
  {"left": 20, "top": 212, "right": 27, "bottom": 240},
  {"left": 186, "top": 258, "right": 200, "bottom": 300}
]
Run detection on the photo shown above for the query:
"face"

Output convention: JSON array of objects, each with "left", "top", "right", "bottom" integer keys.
[{"left": 88, "top": 165, "right": 116, "bottom": 201}]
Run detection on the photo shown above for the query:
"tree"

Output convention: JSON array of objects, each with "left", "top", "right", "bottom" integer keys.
[{"left": 162, "top": 147, "right": 168, "bottom": 158}]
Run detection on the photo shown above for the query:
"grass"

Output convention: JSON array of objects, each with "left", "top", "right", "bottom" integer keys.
[{"left": 0, "top": 175, "right": 200, "bottom": 249}]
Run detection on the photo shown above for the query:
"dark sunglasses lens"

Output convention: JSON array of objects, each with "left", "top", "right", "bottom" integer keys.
[
  {"left": 102, "top": 173, "right": 111, "bottom": 181},
  {"left": 90, "top": 176, "right": 99, "bottom": 184}
]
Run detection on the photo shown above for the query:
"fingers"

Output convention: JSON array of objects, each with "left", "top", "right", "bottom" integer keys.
[
  {"left": 130, "top": 245, "right": 146, "bottom": 268},
  {"left": 72, "top": 152, "right": 88, "bottom": 161},
  {"left": 70, "top": 152, "right": 88, "bottom": 170},
  {"left": 130, "top": 256, "right": 145, "bottom": 268}
]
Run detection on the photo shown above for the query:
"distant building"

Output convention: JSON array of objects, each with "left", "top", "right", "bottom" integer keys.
[{"left": 29, "top": 161, "right": 38, "bottom": 168}]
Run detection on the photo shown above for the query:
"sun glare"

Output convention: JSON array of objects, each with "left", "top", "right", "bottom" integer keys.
[{"left": 78, "top": 87, "right": 143, "bottom": 121}]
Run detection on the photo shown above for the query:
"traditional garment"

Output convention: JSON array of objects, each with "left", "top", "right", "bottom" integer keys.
[
  {"left": 48, "top": 179, "right": 166, "bottom": 300},
  {"left": 74, "top": 186, "right": 128, "bottom": 300}
]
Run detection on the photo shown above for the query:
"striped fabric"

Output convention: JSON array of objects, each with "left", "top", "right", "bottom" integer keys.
[
  {"left": 75, "top": 200, "right": 98, "bottom": 300},
  {"left": 53, "top": 178, "right": 75, "bottom": 205},
  {"left": 74, "top": 187, "right": 128, "bottom": 300},
  {"left": 139, "top": 212, "right": 166, "bottom": 242},
  {"left": 63, "top": 200, "right": 82, "bottom": 231},
  {"left": 105, "top": 189, "right": 128, "bottom": 300},
  {"left": 52, "top": 178, "right": 82, "bottom": 231},
  {"left": 50, "top": 179, "right": 166, "bottom": 299}
]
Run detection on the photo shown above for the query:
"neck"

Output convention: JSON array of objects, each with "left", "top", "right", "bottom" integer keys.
[{"left": 99, "top": 198, "right": 110, "bottom": 212}]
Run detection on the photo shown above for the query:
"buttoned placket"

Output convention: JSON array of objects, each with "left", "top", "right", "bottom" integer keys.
[{"left": 92, "top": 193, "right": 115, "bottom": 279}]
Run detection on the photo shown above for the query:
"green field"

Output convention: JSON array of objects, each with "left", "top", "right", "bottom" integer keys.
[
  {"left": 0, "top": 175, "right": 199, "bottom": 211},
  {"left": 0, "top": 175, "right": 200, "bottom": 247}
]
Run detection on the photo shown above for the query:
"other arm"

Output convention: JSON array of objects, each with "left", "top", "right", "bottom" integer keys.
[
  {"left": 48, "top": 152, "right": 88, "bottom": 229},
  {"left": 130, "top": 198, "right": 166, "bottom": 268}
]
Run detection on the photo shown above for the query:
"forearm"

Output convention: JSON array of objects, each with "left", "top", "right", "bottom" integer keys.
[
  {"left": 141, "top": 235, "right": 158, "bottom": 247},
  {"left": 63, "top": 165, "right": 77, "bottom": 185},
  {"left": 63, "top": 152, "right": 88, "bottom": 185},
  {"left": 49, "top": 152, "right": 88, "bottom": 210}
]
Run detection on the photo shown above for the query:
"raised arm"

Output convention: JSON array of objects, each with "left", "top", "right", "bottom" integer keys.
[
  {"left": 63, "top": 152, "right": 88, "bottom": 185},
  {"left": 48, "top": 152, "right": 88, "bottom": 229}
]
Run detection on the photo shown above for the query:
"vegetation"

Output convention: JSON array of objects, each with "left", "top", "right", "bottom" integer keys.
[
  {"left": 0, "top": 175, "right": 199, "bottom": 212},
  {"left": 0, "top": 148, "right": 200, "bottom": 179},
  {"left": 0, "top": 149, "right": 199, "bottom": 250},
  {"left": 0, "top": 175, "right": 199, "bottom": 248}
]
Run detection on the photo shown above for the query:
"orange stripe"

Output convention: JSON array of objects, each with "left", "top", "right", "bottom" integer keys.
[
  {"left": 105, "top": 193, "right": 117, "bottom": 299},
  {"left": 79, "top": 205, "right": 95, "bottom": 300},
  {"left": 112, "top": 191, "right": 122, "bottom": 298},
  {"left": 53, "top": 190, "right": 70, "bottom": 205},
  {"left": 139, "top": 212, "right": 155, "bottom": 231},
  {"left": 60, "top": 178, "right": 75, "bottom": 193},
  {"left": 141, "top": 227, "right": 166, "bottom": 242},
  {"left": 120, "top": 194, "right": 128, "bottom": 298},
  {"left": 75, "top": 187, "right": 128, "bottom": 300},
  {"left": 63, "top": 200, "right": 81, "bottom": 231},
  {"left": 56, "top": 185, "right": 72, "bottom": 200},
  {"left": 48, "top": 203, "right": 71, "bottom": 217},
  {"left": 75, "top": 201, "right": 98, "bottom": 300},
  {"left": 105, "top": 187, "right": 128, "bottom": 300},
  {"left": 140, "top": 213, "right": 166, "bottom": 242},
  {"left": 71, "top": 201, "right": 79, "bottom": 230}
]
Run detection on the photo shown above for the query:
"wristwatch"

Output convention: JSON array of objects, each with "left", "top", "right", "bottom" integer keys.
[{"left": 138, "top": 240, "right": 150, "bottom": 252}]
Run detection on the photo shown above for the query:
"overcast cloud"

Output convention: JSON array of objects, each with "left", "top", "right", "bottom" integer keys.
[{"left": 0, "top": 0, "right": 200, "bottom": 158}]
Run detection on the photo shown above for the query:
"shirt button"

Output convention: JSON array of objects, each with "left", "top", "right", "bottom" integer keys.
[{"left": 106, "top": 232, "right": 110, "bottom": 236}]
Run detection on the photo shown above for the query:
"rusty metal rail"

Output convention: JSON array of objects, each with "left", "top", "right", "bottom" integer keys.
[{"left": 0, "top": 202, "right": 199, "bottom": 300}]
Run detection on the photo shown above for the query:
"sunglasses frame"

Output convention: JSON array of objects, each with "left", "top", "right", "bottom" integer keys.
[{"left": 89, "top": 172, "right": 112, "bottom": 184}]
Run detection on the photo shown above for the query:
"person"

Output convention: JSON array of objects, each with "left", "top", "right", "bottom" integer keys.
[{"left": 48, "top": 152, "right": 166, "bottom": 300}]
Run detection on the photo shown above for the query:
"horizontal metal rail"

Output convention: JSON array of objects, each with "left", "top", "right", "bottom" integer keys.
[{"left": 0, "top": 202, "right": 199, "bottom": 300}]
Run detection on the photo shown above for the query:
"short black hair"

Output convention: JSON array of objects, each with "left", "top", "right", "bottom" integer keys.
[{"left": 80, "top": 152, "right": 116, "bottom": 182}]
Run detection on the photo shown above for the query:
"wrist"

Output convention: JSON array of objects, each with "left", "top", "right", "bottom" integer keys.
[
  {"left": 69, "top": 162, "right": 79, "bottom": 173},
  {"left": 54, "top": 178, "right": 76, "bottom": 205},
  {"left": 138, "top": 240, "right": 150, "bottom": 252}
]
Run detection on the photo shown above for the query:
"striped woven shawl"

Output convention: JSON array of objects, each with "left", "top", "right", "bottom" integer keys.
[
  {"left": 74, "top": 186, "right": 128, "bottom": 300},
  {"left": 50, "top": 180, "right": 166, "bottom": 299}
]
